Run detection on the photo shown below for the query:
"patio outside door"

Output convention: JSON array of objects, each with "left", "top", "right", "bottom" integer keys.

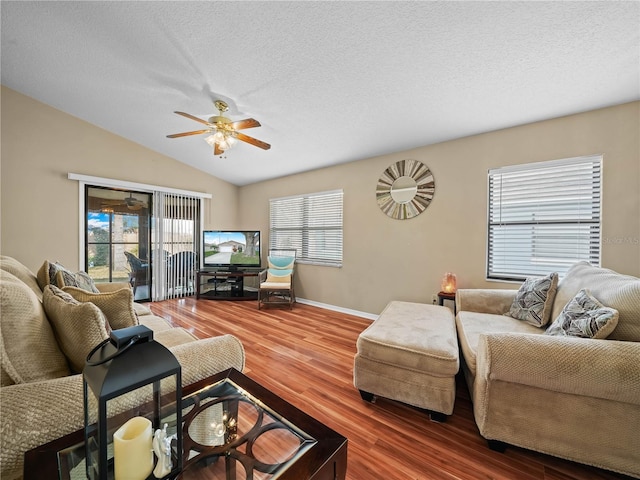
[{"left": 85, "top": 186, "right": 152, "bottom": 301}]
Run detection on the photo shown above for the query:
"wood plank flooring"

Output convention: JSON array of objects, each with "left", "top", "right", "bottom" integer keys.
[{"left": 149, "top": 298, "right": 634, "bottom": 480}]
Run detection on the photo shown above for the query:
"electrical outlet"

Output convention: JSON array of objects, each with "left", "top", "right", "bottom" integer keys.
[{"left": 431, "top": 294, "right": 438, "bottom": 305}]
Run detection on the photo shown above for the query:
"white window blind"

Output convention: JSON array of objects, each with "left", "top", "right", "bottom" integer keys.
[
  {"left": 269, "top": 190, "right": 343, "bottom": 267},
  {"left": 487, "top": 155, "right": 601, "bottom": 281},
  {"left": 152, "top": 192, "right": 201, "bottom": 301}
]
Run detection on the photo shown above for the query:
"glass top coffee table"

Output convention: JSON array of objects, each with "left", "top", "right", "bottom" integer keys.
[{"left": 24, "top": 368, "right": 347, "bottom": 480}]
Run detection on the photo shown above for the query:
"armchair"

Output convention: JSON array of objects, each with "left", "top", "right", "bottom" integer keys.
[
  {"left": 258, "top": 249, "right": 296, "bottom": 309},
  {"left": 123, "top": 251, "right": 149, "bottom": 295},
  {"left": 454, "top": 262, "right": 640, "bottom": 478}
]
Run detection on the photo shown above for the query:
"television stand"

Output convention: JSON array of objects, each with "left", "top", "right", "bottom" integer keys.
[{"left": 196, "top": 269, "right": 264, "bottom": 301}]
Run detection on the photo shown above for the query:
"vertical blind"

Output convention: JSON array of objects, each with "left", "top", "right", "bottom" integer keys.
[
  {"left": 152, "top": 192, "right": 201, "bottom": 300},
  {"left": 487, "top": 155, "right": 602, "bottom": 281},
  {"left": 269, "top": 190, "right": 343, "bottom": 267}
]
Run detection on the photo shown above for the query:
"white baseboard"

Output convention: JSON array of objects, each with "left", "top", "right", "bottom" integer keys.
[{"left": 296, "top": 297, "right": 377, "bottom": 321}]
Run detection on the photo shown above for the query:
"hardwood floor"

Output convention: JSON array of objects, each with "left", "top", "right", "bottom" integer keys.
[{"left": 150, "top": 298, "right": 634, "bottom": 480}]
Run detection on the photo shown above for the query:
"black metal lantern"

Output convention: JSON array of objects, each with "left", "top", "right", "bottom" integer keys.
[{"left": 83, "top": 325, "right": 182, "bottom": 480}]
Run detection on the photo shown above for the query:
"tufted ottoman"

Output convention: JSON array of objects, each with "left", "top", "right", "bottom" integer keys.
[{"left": 353, "top": 301, "right": 459, "bottom": 421}]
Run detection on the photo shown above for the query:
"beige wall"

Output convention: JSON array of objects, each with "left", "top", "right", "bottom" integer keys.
[
  {"left": 2, "top": 86, "right": 637, "bottom": 315},
  {"left": 239, "top": 101, "right": 640, "bottom": 315},
  {"left": 1, "top": 86, "right": 239, "bottom": 273}
]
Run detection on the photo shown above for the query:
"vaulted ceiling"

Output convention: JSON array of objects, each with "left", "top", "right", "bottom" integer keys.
[{"left": 2, "top": 1, "right": 638, "bottom": 186}]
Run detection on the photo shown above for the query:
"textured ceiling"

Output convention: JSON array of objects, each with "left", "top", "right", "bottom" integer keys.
[{"left": 2, "top": 1, "right": 639, "bottom": 186}]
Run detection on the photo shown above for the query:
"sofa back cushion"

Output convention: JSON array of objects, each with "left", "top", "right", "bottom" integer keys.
[
  {"left": 0, "top": 270, "right": 70, "bottom": 384},
  {"left": 0, "top": 255, "right": 43, "bottom": 299},
  {"left": 552, "top": 262, "right": 640, "bottom": 341}
]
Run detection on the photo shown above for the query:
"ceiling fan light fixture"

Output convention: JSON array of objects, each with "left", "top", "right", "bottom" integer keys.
[
  {"left": 169, "top": 99, "right": 270, "bottom": 155},
  {"left": 204, "top": 134, "right": 217, "bottom": 147}
]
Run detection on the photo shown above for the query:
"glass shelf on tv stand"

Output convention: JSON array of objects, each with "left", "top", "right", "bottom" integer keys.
[{"left": 196, "top": 269, "right": 265, "bottom": 301}]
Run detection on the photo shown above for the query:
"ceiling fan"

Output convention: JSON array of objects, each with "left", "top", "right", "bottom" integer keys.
[
  {"left": 166, "top": 100, "right": 271, "bottom": 156},
  {"left": 101, "top": 193, "right": 147, "bottom": 211}
]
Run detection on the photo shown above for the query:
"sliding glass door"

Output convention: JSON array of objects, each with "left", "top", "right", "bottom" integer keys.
[
  {"left": 85, "top": 186, "right": 152, "bottom": 301},
  {"left": 84, "top": 184, "right": 202, "bottom": 302}
]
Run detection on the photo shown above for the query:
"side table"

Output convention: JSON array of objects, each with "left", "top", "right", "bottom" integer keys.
[{"left": 437, "top": 291, "right": 457, "bottom": 314}]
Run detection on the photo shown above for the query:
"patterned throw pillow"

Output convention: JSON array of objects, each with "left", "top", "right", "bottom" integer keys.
[
  {"left": 37, "top": 260, "right": 99, "bottom": 293},
  {"left": 55, "top": 269, "right": 100, "bottom": 293},
  {"left": 545, "top": 289, "right": 619, "bottom": 339},
  {"left": 507, "top": 272, "right": 559, "bottom": 327}
]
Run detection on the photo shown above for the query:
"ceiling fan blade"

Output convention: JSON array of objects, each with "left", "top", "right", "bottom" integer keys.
[
  {"left": 166, "top": 129, "right": 210, "bottom": 138},
  {"left": 231, "top": 118, "right": 261, "bottom": 130},
  {"left": 214, "top": 143, "right": 223, "bottom": 156},
  {"left": 174, "top": 111, "right": 211, "bottom": 126},
  {"left": 235, "top": 132, "right": 271, "bottom": 150}
]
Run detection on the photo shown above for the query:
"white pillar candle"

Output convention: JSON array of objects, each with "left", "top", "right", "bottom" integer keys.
[{"left": 113, "top": 416, "right": 154, "bottom": 480}]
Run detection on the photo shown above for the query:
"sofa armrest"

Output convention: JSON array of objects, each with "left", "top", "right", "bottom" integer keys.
[
  {"left": 95, "top": 282, "right": 131, "bottom": 293},
  {"left": 170, "top": 334, "right": 245, "bottom": 385},
  {"left": 455, "top": 289, "right": 517, "bottom": 315},
  {"left": 476, "top": 333, "right": 640, "bottom": 405},
  {"left": 1, "top": 335, "right": 245, "bottom": 480}
]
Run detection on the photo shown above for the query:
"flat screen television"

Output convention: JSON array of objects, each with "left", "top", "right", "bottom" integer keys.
[{"left": 202, "top": 230, "right": 261, "bottom": 270}]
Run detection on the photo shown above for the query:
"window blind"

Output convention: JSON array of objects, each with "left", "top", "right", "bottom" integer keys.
[
  {"left": 152, "top": 192, "right": 201, "bottom": 300},
  {"left": 487, "top": 155, "right": 601, "bottom": 281},
  {"left": 269, "top": 190, "right": 343, "bottom": 267}
]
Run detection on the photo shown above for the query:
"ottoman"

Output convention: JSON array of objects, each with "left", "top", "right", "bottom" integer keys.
[{"left": 353, "top": 301, "right": 459, "bottom": 421}]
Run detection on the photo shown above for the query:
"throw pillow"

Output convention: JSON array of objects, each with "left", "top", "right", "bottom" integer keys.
[
  {"left": 267, "top": 256, "right": 295, "bottom": 270},
  {"left": 56, "top": 269, "right": 100, "bottom": 293},
  {"left": 0, "top": 270, "right": 71, "bottom": 383},
  {"left": 265, "top": 269, "right": 292, "bottom": 283},
  {"left": 545, "top": 289, "right": 619, "bottom": 339},
  {"left": 43, "top": 285, "right": 111, "bottom": 373},
  {"left": 507, "top": 272, "right": 559, "bottom": 327},
  {"left": 61, "top": 286, "right": 139, "bottom": 330},
  {"left": 37, "top": 260, "right": 61, "bottom": 289}
]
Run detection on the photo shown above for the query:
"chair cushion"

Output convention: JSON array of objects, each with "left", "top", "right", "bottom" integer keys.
[
  {"left": 43, "top": 285, "right": 110, "bottom": 373},
  {"left": 456, "top": 311, "right": 543, "bottom": 377},
  {"left": 506, "top": 272, "right": 558, "bottom": 327},
  {"left": 0, "top": 270, "right": 70, "bottom": 384},
  {"left": 61, "top": 285, "right": 138, "bottom": 330},
  {"left": 545, "top": 289, "right": 619, "bottom": 339},
  {"left": 260, "top": 281, "right": 292, "bottom": 290},
  {"left": 552, "top": 262, "right": 640, "bottom": 341}
]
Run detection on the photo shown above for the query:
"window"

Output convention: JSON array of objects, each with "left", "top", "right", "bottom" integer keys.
[
  {"left": 487, "top": 155, "right": 601, "bottom": 281},
  {"left": 269, "top": 190, "right": 343, "bottom": 267}
]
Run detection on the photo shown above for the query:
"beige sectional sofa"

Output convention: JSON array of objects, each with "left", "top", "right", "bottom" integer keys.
[
  {"left": 0, "top": 256, "right": 245, "bottom": 480},
  {"left": 455, "top": 262, "right": 640, "bottom": 478}
]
